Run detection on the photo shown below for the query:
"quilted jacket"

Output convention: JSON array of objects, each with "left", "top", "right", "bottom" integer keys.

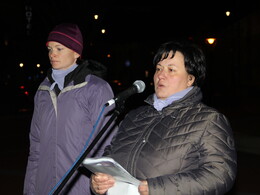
[{"left": 105, "top": 86, "right": 237, "bottom": 195}]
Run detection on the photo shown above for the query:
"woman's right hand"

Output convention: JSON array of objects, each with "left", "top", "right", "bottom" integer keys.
[{"left": 90, "top": 172, "right": 115, "bottom": 194}]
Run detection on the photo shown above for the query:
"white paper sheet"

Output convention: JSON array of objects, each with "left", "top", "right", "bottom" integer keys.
[
  {"left": 83, "top": 157, "right": 141, "bottom": 194},
  {"left": 107, "top": 181, "right": 140, "bottom": 195}
]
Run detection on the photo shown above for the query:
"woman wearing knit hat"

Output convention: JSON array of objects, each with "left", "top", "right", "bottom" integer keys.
[{"left": 23, "top": 23, "right": 117, "bottom": 194}]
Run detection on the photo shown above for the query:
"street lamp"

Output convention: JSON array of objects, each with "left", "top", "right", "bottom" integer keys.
[
  {"left": 94, "top": 14, "right": 99, "bottom": 20},
  {"left": 101, "top": 29, "right": 106, "bottom": 34},
  {"left": 205, "top": 38, "right": 216, "bottom": 45},
  {"left": 226, "top": 11, "right": 231, "bottom": 17}
]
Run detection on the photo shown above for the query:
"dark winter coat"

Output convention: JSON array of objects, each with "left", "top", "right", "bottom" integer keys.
[{"left": 105, "top": 87, "right": 237, "bottom": 195}]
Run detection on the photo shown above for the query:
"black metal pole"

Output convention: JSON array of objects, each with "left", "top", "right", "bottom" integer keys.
[{"left": 51, "top": 104, "right": 123, "bottom": 195}]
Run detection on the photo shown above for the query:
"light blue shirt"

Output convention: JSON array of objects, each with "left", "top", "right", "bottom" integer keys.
[
  {"left": 50, "top": 64, "right": 78, "bottom": 90},
  {"left": 153, "top": 87, "right": 193, "bottom": 111}
]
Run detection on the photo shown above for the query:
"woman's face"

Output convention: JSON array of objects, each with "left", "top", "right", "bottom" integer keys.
[
  {"left": 153, "top": 51, "right": 195, "bottom": 100},
  {"left": 47, "top": 41, "right": 80, "bottom": 70}
]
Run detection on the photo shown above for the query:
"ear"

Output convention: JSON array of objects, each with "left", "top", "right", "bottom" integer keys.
[
  {"left": 187, "top": 75, "right": 195, "bottom": 87},
  {"left": 74, "top": 52, "right": 80, "bottom": 59}
]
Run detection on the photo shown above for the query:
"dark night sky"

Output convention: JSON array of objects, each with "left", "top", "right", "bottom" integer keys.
[
  {"left": 1, "top": 0, "right": 259, "bottom": 66},
  {"left": 0, "top": 0, "right": 260, "bottom": 114},
  {"left": 1, "top": 0, "right": 259, "bottom": 42}
]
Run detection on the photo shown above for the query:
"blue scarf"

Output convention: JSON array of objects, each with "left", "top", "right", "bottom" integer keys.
[
  {"left": 50, "top": 64, "right": 78, "bottom": 90},
  {"left": 153, "top": 87, "right": 193, "bottom": 111}
]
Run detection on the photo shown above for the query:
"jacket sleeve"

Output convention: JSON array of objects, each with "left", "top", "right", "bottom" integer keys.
[
  {"left": 23, "top": 94, "right": 41, "bottom": 194},
  {"left": 86, "top": 79, "right": 118, "bottom": 158},
  {"left": 147, "top": 113, "right": 237, "bottom": 195}
]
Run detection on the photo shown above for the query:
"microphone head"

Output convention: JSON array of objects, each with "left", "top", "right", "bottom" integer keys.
[{"left": 133, "top": 80, "right": 146, "bottom": 93}]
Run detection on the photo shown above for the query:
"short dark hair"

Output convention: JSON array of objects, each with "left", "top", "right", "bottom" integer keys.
[{"left": 153, "top": 40, "right": 206, "bottom": 87}]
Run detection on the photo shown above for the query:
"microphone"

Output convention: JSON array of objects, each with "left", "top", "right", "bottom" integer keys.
[{"left": 106, "top": 80, "right": 146, "bottom": 106}]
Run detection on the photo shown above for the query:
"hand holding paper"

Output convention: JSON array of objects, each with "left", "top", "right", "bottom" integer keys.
[{"left": 83, "top": 157, "right": 141, "bottom": 195}]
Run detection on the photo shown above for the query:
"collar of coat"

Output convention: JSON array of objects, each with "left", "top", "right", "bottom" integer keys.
[
  {"left": 47, "top": 59, "right": 107, "bottom": 87},
  {"left": 47, "top": 59, "right": 107, "bottom": 95},
  {"left": 145, "top": 86, "right": 203, "bottom": 110}
]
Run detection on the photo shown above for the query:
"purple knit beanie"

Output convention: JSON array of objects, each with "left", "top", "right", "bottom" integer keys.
[{"left": 46, "top": 23, "right": 83, "bottom": 56}]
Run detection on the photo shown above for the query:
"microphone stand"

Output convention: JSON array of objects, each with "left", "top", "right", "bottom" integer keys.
[{"left": 52, "top": 102, "right": 125, "bottom": 195}]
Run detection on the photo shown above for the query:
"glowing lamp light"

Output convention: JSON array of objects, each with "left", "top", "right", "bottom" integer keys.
[
  {"left": 94, "top": 14, "right": 99, "bottom": 20},
  {"left": 112, "top": 80, "right": 119, "bottom": 84},
  {"left": 226, "top": 11, "right": 231, "bottom": 16},
  {"left": 19, "top": 63, "right": 24, "bottom": 68},
  {"left": 101, "top": 29, "right": 106, "bottom": 34},
  {"left": 205, "top": 38, "right": 216, "bottom": 45},
  {"left": 145, "top": 70, "right": 149, "bottom": 78},
  {"left": 4, "top": 40, "right": 8, "bottom": 46}
]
